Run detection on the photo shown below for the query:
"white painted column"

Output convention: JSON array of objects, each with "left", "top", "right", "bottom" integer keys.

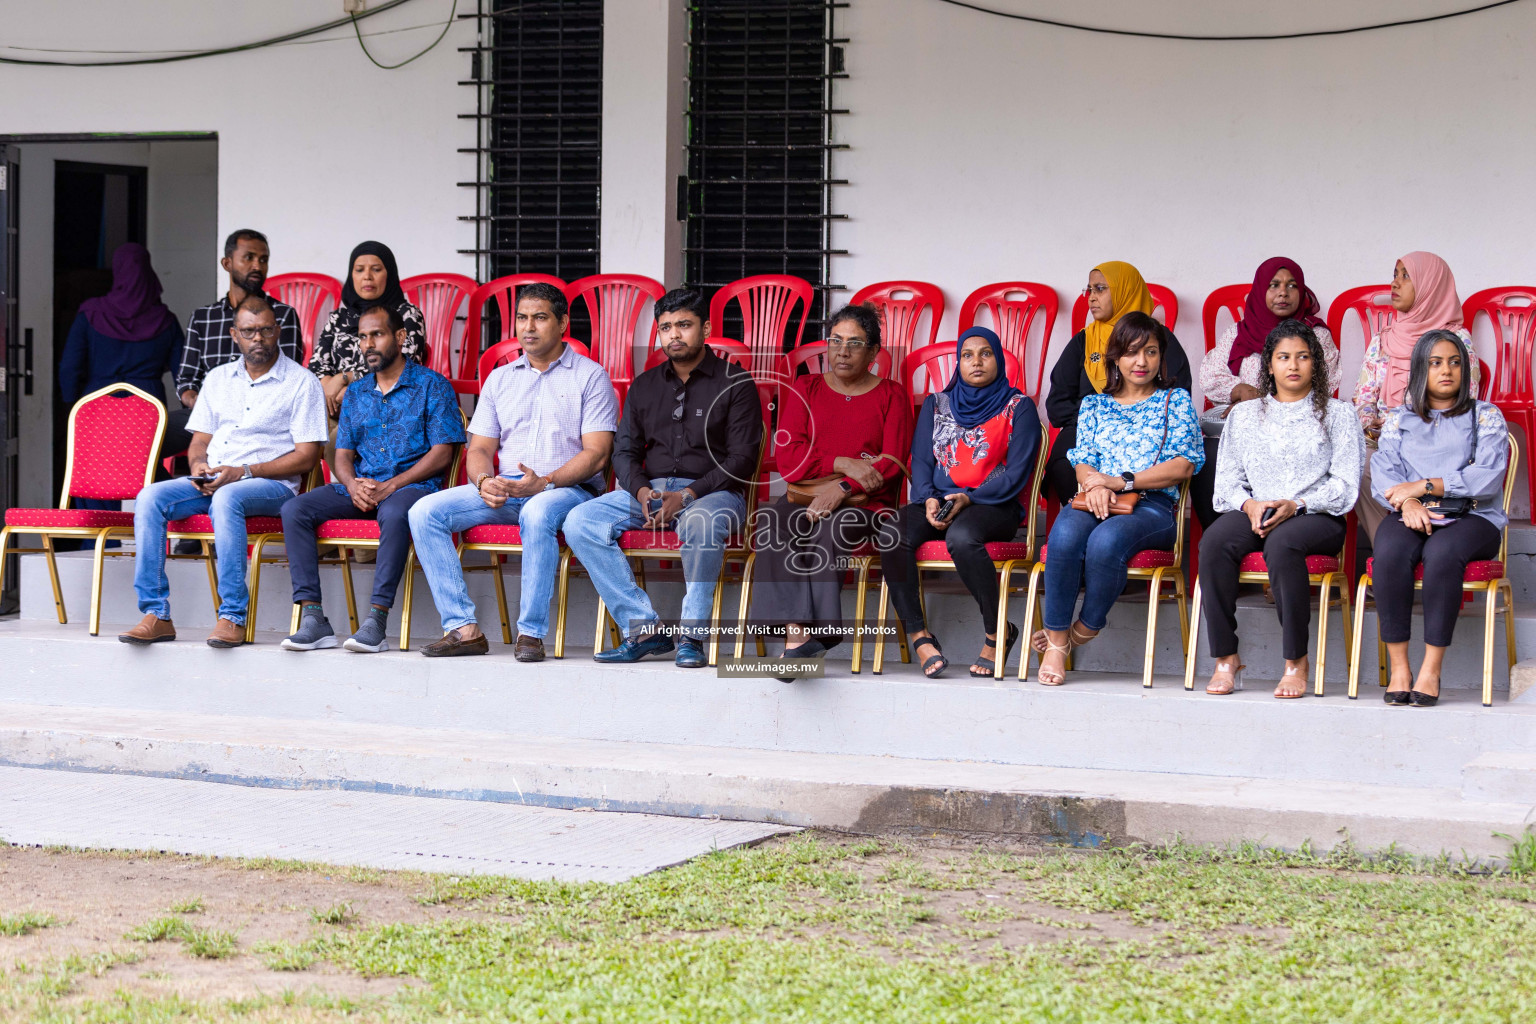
[{"left": 600, "top": 0, "right": 686, "bottom": 286}]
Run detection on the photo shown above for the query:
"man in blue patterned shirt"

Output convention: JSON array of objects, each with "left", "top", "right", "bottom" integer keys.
[{"left": 279, "top": 305, "right": 465, "bottom": 653}]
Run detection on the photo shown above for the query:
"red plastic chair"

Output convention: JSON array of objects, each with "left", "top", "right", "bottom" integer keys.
[
  {"left": 263, "top": 273, "right": 341, "bottom": 367},
  {"left": 709, "top": 275, "right": 814, "bottom": 382},
  {"left": 900, "top": 340, "right": 1023, "bottom": 412},
  {"left": 1325, "top": 285, "right": 1395, "bottom": 352},
  {"left": 0, "top": 384, "right": 167, "bottom": 636},
  {"left": 463, "top": 273, "right": 569, "bottom": 382},
  {"left": 477, "top": 337, "right": 591, "bottom": 387},
  {"left": 565, "top": 274, "right": 666, "bottom": 403},
  {"left": 402, "top": 273, "right": 478, "bottom": 378},
  {"left": 779, "top": 340, "right": 894, "bottom": 383},
  {"left": 957, "top": 282, "right": 1058, "bottom": 398},
  {"left": 1462, "top": 288, "right": 1536, "bottom": 520},
  {"left": 644, "top": 337, "right": 754, "bottom": 374},
  {"left": 1201, "top": 284, "right": 1250, "bottom": 357},
  {"left": 1070, "top": 284, "right": 1179, "bottom": 336},
  {"left": 850, "top": 280, "right": 945, "bottom": 375}
]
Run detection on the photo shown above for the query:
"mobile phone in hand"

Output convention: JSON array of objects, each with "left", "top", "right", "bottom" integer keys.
[
  {"left": 647, "top": 497, "right": 665, "bottom": 517},
  {"left": 1260, "top": 506, "right": 1277, "bottom": 527},
  {"left": 937, "top": 498, "right": 956, "bottom": 522},
  {"left": 189, "top": 473, "right": 217, "bottom": 484}
]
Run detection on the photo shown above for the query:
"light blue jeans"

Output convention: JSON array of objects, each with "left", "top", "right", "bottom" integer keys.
[
  {"left": 407, "top": 482, "right": 594, "bottom": 638},
  {"left": 133, "top": 476, "right": 294, "bottom": 624},
  {"left": 562, "top": 477, "right": 746, "bottom": 639}
]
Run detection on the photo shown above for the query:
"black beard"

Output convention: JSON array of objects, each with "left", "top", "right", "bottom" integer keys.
[{"left": 236, "top": 273, "right": 266, "bottom": 295}]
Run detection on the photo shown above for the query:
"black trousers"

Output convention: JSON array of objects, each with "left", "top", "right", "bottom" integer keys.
[
  {"left": 1373, "top": 513, "right": 1501, "bottom": 646},
  {"left": 280, "top": 485, "right": 430, "bottom": 610},
  {"left": 1044, "top": 425, "right": 1079, "bottom": 505},
  {"left": 885, "top": 500, "right": 1022, "bottom": 636},
  {"left": 1199, "top": 509, "right": 1346, "bottom": 660},
  {"left": 749, "top": 497, "right": 890, "bottom": 638},
  {"left": 1191, "top": 437, "right": 1221, "bottom": 529},
  {"left": 160, "top": 405, "right": 195, "bottom": 476}
]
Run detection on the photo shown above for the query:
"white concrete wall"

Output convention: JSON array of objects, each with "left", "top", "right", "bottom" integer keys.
[
  {"left": 831, "top": 0, "right": 1536, "bottom": 394},
  {"left": 0, "top": 0, "right": 477, "bottom": 281}
]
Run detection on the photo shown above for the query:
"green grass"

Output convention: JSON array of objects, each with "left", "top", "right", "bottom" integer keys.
[
  {"left": 167, "top": 895, "right": 205, "bottom": 915},
  {"left": 310, "top": 901, "right": 356, "bottom": 926},
  {"left": 0, "top": 912, "right": 59, "bottom": 936},
  {"left": 125, "top": 915, "right": 237, "bottom": 959},
  {"left": 11, "top": 833, "right": 1536, "bottom": 1022}
]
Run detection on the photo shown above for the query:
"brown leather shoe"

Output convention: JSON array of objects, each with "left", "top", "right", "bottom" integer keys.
[
  {"left": 119, "top": 613, "right": 176, "bottom": 645},
  {"left": 513, "top": 633, "right": 546, "bottom": 663},
  {"left": 206, "top": 618, "right": 246, "bottom": 648},
  {"left": 420, "top": 628, "right": 490, "bottom": 657}
]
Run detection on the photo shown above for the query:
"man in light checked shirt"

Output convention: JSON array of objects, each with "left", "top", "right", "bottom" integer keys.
[{"left": 408, "top": 284, "right": 618, "bottom": 660}]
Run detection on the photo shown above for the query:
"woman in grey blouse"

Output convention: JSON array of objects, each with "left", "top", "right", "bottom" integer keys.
[
  {"left": 1199, "top": 320, "right": 1364, "bottom": 698},
  {"left": 1370, "top": 330, "right": 1509, "bottom": 707}
]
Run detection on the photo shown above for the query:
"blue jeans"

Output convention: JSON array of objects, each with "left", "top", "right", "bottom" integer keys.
[
  {"left": 407, "top": 482, "right": 594, "bottom": 638},
  {"left": 563, "top": 477, "right": 745, "bottom": 639},
  {"left": 133, "top": 476, "right": 294, "bottom": 624},
  {"left": 1042, "top": 492, "right": 1177, "bottom": 632}
]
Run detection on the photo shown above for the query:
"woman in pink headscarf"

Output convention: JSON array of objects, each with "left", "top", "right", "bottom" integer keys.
[{"left": 1353, "top": 251, "right": 1474, "bottom": 541}]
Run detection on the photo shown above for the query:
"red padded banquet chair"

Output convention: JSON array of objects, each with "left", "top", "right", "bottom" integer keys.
[{"left": 0, "top": 384, "right": 166, "bottom": 636}]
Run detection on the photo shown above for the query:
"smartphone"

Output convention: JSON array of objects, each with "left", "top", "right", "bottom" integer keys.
[
  {"left": 647, "top": 497, "right": 665, "bottom": 517},
  {"left": 936, "top": 498, "right": 956, "bottom": 522},
  {"left": 189, "top": 474, "right": 217, "bottom": 484},
  {"left": 1260, "top": 507, "right": 1277, "bottom": 527}
]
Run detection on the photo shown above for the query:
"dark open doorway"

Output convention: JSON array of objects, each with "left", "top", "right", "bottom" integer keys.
[{"left": 50, "top": 160, "right": 148, "bottom": 501}]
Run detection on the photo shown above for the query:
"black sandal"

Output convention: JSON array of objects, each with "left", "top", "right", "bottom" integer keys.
[
  {"left": 912, "top": 636, "right": 947, "bottom": 678},
  {"left": 971, "top": 622, "right": 1019, "bottom": 677}
]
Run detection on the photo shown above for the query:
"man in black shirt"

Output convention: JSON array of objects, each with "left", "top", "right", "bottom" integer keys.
[{"left": 564, "top": 288, "right": 762, "bottom": 667}]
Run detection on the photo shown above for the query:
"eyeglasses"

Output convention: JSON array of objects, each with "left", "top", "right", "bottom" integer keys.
[
  {"left": 826, "top": 338, "right": 871, "bottom": 352},
  {"left": 672, "top": 385, "right": 687, "bottom": 422},
  {"left": 235, "top": 326, "right": 279, "bottom": 340},
  {"left": 1081, "top": 284, "right": 1110, "bottom": 297}
]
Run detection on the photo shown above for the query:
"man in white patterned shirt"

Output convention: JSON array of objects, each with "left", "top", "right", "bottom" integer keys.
[
  {"left": 120, "top": 295, "right": 328, "bottom": 649},
  {"left": 409, "top": 284, "right": 618, "bottom": 660}
]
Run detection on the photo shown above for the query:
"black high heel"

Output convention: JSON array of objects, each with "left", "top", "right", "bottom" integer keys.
[
  {"left": 1409, "top": 689, "right": 1439, "bottom": 707},
  {"left": 1383, "top": 689, "right": 1411, "bottom": 706}
]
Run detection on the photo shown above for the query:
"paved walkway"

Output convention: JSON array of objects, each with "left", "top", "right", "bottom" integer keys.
[{"left": 0, "top": 766, "right": 791, "bottom": 882}]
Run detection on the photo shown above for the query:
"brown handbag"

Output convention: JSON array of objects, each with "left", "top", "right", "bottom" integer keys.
[
  {"left": 785, "top": 453, "right": 910, "bottom": 506},
  {"left": 1069, "top": 391, "right": 1172, "bottom": 516}
]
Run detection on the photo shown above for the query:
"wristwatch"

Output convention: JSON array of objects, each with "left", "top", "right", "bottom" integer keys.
[
  {"left": 543, "top": 480, "right": 556, "bottom": 492},
  {"left": 837, "top": 479, "right": 854, "bottom": 493},
  {"left": 1120, "top": 471, "right": 1136, "bottom": 492},
  {"left": 1423, "top": 479, "right": 1435, "bottom": 496},
  {"left": 241, "top": 465, "right": 253, "bottom": 480}
]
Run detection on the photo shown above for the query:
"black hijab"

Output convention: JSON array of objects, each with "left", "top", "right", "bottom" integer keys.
[{"left": 341, "top": 240, "right": 406, "bottom": 313}]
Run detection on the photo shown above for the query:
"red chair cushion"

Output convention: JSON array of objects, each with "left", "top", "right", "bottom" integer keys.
[
  {"left": 318, "top": 520, "right": 382, "bottom": 541},
  {"left": 613, "top": 530, "right": 748, "bottom": 551},
  {"left": 464, "top": 524, "right": 522, "bottom": 545},
  {"left": 1363, "top": 555, "right": 1504, "bottom": 582},
  {"left": 4, "top": 507, "right": 135, "bottom": 529},
  {"left": 914, "top": 540, "right": 1033, "bottom": 561},
  {"left": 1036, "top": 543, "right": 1175, "bottom": 569},
  {"left": 167, "top": 515, "right": 284, "bottom": 535},
  {"left": 1239, "top": 553, "right": 1340, "bottom": 574}
]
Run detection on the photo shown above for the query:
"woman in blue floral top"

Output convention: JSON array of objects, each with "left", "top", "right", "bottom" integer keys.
[{"left": 1033, "top": 312, "right": 1204, "bottom": 686}]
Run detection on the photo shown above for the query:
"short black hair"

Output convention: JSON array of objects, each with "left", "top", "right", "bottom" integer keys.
[
  {"left": 235, "top": 292, "right": 275, "bottom": 319},
  {"left": 224, "top": 228, "right": 268, "bottom": 259},
  {"left": 655, "top": 287, "right": 707, "bottom": 322},
  {"left": 827, "top": 302, "right": 882, "bottom": 349},
  {"left": 517, "top": 282, "right": 568, "bottom": 321},
  {"left": 359, "top": 303, "right": 404, "bottom": 336},
  {"left": 1103, "top": 311, "right": 1170, "bottom": 394},
  {"left": 1407, "top": 329, "right": 1476, "bottom": 421}
]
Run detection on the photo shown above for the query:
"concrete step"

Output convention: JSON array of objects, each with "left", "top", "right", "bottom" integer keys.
[
  {"left": 1462, "top": 750, "right": 1536, "bottom": 805},
  {"left": 0, "top": 703, "right": 1529, "bottom": 861},
  {"left": 14, "top": 548, "right": 1532, "bottom": 692},
  {"left": 5, "top": 621, "right": 1535, "bottom": 791}
]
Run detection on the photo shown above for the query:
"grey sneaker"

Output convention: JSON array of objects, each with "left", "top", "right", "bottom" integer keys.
[
  {"left": 343, "top": 611, "right": 390, "bottom": 653},
  {"left": 281, "top": 609, "right": 337, "bottom": 651}
]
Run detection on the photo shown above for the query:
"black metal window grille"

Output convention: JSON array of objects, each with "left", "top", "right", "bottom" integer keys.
[
  {"left": 684, "top": 0, "right": 847, "bottom": 347},
  {"left": 460, "top": 0, "right": 602, "bottom": 337}
]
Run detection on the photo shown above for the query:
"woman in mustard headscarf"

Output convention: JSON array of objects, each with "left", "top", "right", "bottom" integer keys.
[{"left": 1044, "top": 261, "right": 1192, "bottom": 502}]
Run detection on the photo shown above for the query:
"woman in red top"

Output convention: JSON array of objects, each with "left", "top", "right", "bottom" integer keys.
[{"left": 750, "top": 304, "right": 914, "bottom": 674}]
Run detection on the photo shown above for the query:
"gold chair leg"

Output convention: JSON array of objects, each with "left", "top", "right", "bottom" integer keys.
[
  {"left": 41, "top": 534, "right": 67, "bottom": 624},
  {"left": 593, "top": 594, "right": 610, "bottom": 654},
  {"left": 1314, "top": 574, "right": 1331, "bottom": 697},
  {"left": 87, "top": 531, "right": 110, "bottom": 636},
  {"left": 734, "top": 553, "right": 755, "bottom": 661},
  {"left": 0, "top": 527, "right": 11, "bottom": 604},
  {"left": 993, "top": 562, "right": 1015, "bottom": 680},
  {"left": 873, "top": 578, "right": 892, "bottom": 676},
  {"left": 553, "top": 548, "right": 572, "bottom": 658},
  {"left": 490, "top": 552, "right": 514, "bottom": 645},
  {"left": 1348, "top": 574, "right": 1368, "bottom": 700},
  {"left": 1172, "top": 571, "right": 1189, "bottom": 654},
  {"left": 1019, "top": 564, "right": 1043, "bottom": 681},
  {"left": 707, "top": 558, "right": 732, "bottom": 668},
  {"left": 1142, "top": 568, "right": 1164, "bottom": 688},
  {"left": 200, "top": 539, "right": 220, "bottom": 614},
  {"left": 850, "top": 557, "right": 871, "bottom": 674},
  {"left": 246, "top": 536, "right": 270, "bottom": 644},
  {"left": 1484, "top": 584, "right": 1498, "bottom": 708},
  {"left": 400, "top": 547, "right": 418, "bottom": 651},
  {"left": 1503, "top": 579, "right": 1517, "bottom": 675},
  {"left": 339, "top": 545, "right": 360, "bottom": 635},
  {"left": 1184, "top": 576, "right": 1203, "bottom": 691},
  {"left": 290, "top": 601, "right": 302, "bottom": 634}
]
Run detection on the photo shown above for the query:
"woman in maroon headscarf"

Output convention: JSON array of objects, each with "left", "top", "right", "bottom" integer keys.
[
  {"left": 58, "top": 242, "right": 183, "bottom": 407},
  {"left": 1192, "top": 257, "right": 1339, "bottom": 527}
]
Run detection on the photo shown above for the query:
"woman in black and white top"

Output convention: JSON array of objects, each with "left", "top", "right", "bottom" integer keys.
[
  {"left": 307, "top": 240, "right": 427, "bottom": 417},
  {"left": 1199, "top": 319, "right": 1364, "bottom": 698}
]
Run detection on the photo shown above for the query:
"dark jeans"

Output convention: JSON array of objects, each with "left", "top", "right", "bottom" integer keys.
[
  {"left": 1042, "top": 491, "right": 1177, "bottom": 632},
  {"left": 1374, "top": 513, "right": 1501, "bottom": 646},
  {"left": 1191, "top": 437, "right": 1221, "bottom": 529},
  {"left": 1198, "top": 509, "right": 1346, "bottom": 660},
  {"left": 886, "top": 500, "right": 1022, "bottom": 636},
  {"left": 749, "top": 497, "right": 894, "bottom": 637},
  {"left": 280, "top": 484, "right": 431, "bottom": 610}
]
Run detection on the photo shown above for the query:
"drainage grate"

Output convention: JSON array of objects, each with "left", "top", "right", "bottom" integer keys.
[{"left": 683, "top": 0, "right": 848, "bottom": 347}]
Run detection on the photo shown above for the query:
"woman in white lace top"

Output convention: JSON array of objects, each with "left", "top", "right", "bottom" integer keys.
[{"left": 1198, "top": 319, "right": 1364, "bottom": 699}]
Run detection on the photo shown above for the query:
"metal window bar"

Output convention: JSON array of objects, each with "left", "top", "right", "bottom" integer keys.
[
  {"left": 684, "top": 0, "right": 848, "bottom": 350},
  {"left": 459, "top": 0, "right": 602, "bottom": 340}
]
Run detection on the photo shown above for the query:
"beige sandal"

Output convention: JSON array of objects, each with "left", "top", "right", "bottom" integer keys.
[
  {"left": 1205, "top": 662, "right": 1245, "bottom": 695},
  {"left": 1031, "top": 621, "right": 1099, "bottom": 655},
  {"left": 1274, "top": 663, "right": 1307, "bottom": 699},
  {"left": 1037, "top": 640, "right": 1070, "bottom": 687}
]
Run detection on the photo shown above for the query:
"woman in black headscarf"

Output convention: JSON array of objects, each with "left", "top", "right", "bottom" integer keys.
[
  {"left": 308, "top": 241, "right": 426, "bottom": 415},
  {"left": 884, "top": 327, "right": 1040, "bottom": 678}
]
